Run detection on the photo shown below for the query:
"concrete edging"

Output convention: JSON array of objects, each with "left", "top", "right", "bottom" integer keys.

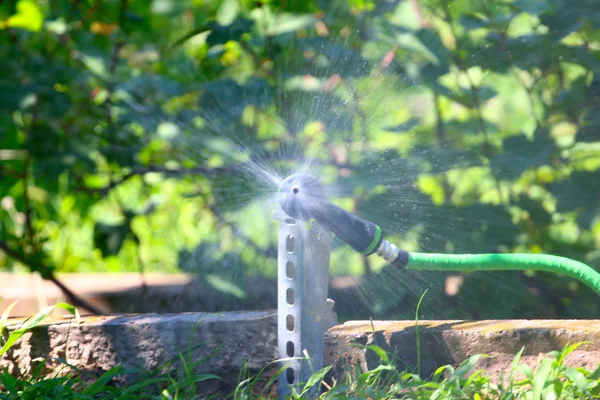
[{"left": 2, "top": 312, "right": 599, "bottom": 395}]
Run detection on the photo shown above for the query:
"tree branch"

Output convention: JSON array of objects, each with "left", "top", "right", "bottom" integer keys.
[
  {"left": 74, "top": 165, "right": 213, "bottom": 196},
  {"left": 0, "top": 240, "right": 105, "bottom": 315}
]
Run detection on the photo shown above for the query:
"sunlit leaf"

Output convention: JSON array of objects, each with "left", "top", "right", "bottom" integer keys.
[
  {"left": 383, "top": 119, "right": 420, "bottom": 132},
  {"left": 216, "top": 0, "right": 240, "bottom": 26},
  {"left": 531, "top": 358, "right": 553, "bottom": 400},
  {"left": 1, "top": 0, "right": 44, "bottom": 32},
  {"left": 205, "top": 274, "right": 246, "bottom": 298},
  {"left": 267, "top": 13, "right": 316, "bottom": 36},
  {"left": 301, "top": 365, "right": 332, "bottom": 395},
  {"left": 0, "top": 303, "right": 79, "bottom": 356}
]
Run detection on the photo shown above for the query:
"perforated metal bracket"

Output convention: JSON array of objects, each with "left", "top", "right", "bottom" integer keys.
[{"left": 273, "top": 205, "right": 336, "bottom": 398}]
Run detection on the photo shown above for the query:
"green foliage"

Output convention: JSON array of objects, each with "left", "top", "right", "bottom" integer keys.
[
  {"left": 308, "top": 341, "right": 600, "bottom": 399},
  {"left": 0, "top": 0, "right": 599, "bottom": 319},
  {"left": 0, "top": 302, "right": 80, "bottom": 357}
]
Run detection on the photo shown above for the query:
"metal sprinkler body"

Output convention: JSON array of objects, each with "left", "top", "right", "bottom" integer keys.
[
  {"left": 275, "top": 173, "right": 412, "bottom": 397},
  {"left": 274, "top": 173, "right": 336, "bottom": 398}
]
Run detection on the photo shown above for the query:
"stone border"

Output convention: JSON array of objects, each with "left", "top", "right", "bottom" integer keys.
[{"left": 2, "top": 313, "right": 599, "bottom": 396}]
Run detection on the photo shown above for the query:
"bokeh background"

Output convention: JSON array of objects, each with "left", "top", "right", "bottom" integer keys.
[{"left": 1, "top": 0, "right": 599, "bottom": 320}]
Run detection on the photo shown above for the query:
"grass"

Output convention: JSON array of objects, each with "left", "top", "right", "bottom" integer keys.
[{"left": 0, "top": 302, "right": 599, "bottom": 399}]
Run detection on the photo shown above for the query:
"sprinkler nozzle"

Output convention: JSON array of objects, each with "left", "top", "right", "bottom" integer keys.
[
  {"left": 278, "top": 173, "right": 327, "bottom": 220},
  {"left": 277, "top": 174, "right": 408, "bottom": 268}
]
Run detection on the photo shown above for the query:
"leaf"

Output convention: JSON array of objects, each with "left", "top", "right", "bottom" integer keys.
[
  {"left": 357, "top": 364, "right": 395, "bottom": 386},
  {"left": 460, "top": 15, "right": 489, "bottom": 31},
  {"left": 434, "top": 364, "right": 453, "bottom": 378},
  {"left": 461, "top": 35, "right": 511, "bottom": 73},
  {"left": 558, "top": 342, "right": 589, "bottom": 364},
  {"left": 369, "top": 0, "right": 402, "bottom": 16},
  {"left": 205, "top": 274, "right": 246, "bottom": 299},
  {"left": 510, "top": 347, "right": 525, "bottom": 384},
  {"left": 531, "top": 357, "right": 553, "bottom": 400},
  {"left": 0, "top": 301, "right": 18, "bottom": 337},
  {"left": 367, "top": 345, "right": 390, "bottom": 364},
  {"left": 216, "top": 0, "right": 240, "bottom": 26},
  {"left": 157, "top": 122, "right": 180, "bottom": 140},
  {"left": 514, "top": 195, "right": 552, "bottom": 227},
  {"left": 193, "top": 373, "right": 222, "bottom": 382},
  {"left": 590, "top": 364, "right": 600, "bottom": 380},
  {"left": 490, "top": 131, "right": 556, "bottom": 179},
  {"left": 452, "top": 354, "right": 483, "bottom": 379},
  {"left": 268, "top": 13, "right": 316, "bottom": 36},
  {"left": 383, "top": 119, "right": 420, "bottom": 132},
  {"left": 54, "top": 303, "right": 81, "bottom": 325},
  {"left": 207, "top": 17, "right": 254, "bottom": 46},
  {"left": 415, "top": 29, "right": 450, "bottom": 68},
  {"left": 540, "top": 13, "right": 583, "bottom": 42},
  {"left": 548, "top": 171, "right": 600, "bottom": 226},
  {"left": 0, "top": 303, "right": 79, "bottom": 356},
  {"left": 519, "top": 364, "right": 534, "bottom": 381},
  {"left": 0, "top": 371, "right": 18, "bottom": 394},
  {"left": 82, "top": 366, "right": 124, "bottom": 395},
  {"left": 413, "top": 29, "right": 451, "bottom": 80},
  {"left": 577, "top": 107, "right": 600, "bottom": 143},
  {"left": 301, "top": 365, "right": 332, "bottom": 396},
  {"left": 505, "top": 34, "right": 555, "bottom": 70},
  {"left": 432, "top": 82, "right": 497, "bottom": 108},
  {"left": 444, "top": 119, "right": 499, "bottom": 136},
  {"left": 1, "top": 0, "right": 44, "bottom": 32},
  {"left": 564, "top": 367, "right": 591, "bottom": 393},
  {"left": 77, "top": 53, "right": 108, "bottom": 79},
  {"left": 94, "top": 223, "right": 131, "bottom": 257},
  {"left": 513, "top": 0, "right": 551, "bottom": 15}
]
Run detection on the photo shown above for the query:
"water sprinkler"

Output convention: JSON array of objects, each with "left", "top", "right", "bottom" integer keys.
[
  {"left": 274, "top": 172, "right": 600, "bottom": 398},
  {"left": 278, "top": 173, "right": 600, "bottom": 295}
]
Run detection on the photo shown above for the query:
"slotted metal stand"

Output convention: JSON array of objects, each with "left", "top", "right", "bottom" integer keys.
[{"left": 274, "top": 206, "right": 336, "bottom": 398}]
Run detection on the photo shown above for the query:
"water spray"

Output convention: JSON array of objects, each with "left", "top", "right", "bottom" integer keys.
[{"left": 278, "top": 173, "right": 600, "bottom": 295}]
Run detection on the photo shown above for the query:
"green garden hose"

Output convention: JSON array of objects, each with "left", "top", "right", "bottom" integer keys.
[
  {"left": 278, "top": 173, "right": 600, "bottom": 296},
  {"left": 407, "top": 252, "right": 600, "bottom": 294}
]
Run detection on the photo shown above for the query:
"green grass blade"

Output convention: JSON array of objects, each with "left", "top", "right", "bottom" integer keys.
[
  {"left": 193, "top": 373, "right": 222, "bottom": 383},
  {"left": 0, "top": 302, "right": 80, "bottom": 357},
  {"left": 452, "top": 354, "right": 483, "bottom": 379},
  {"left": 53, "top": 303, "right": 81, "bottom": 324},
  {"left": 81, "top": 366, "right": 123, "bottom": 395},
  {"left": 415, "top": 289, "right": 428, "bottom": 378},
  {"left": 558, "top": 342, "right": 589, "bottom": 365},
  {"left": 531, "top": 357, "right": 554, "bottom": 400},
  {"left": 0, "top": 368, "right": 18, "bottom": 394},
  {"left": 301, "top": 365, "right": 332, "bottom": 396},
  {"left": 367, "top": 345, "right": 390, "bottom": 365},
  {"left": 0, "top": 301, "right": 18, "bottom": 335}
]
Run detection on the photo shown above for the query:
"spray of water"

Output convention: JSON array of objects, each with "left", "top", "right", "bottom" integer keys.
[{"left": 87, "top": 7, "right": 575, "bottom": 320}]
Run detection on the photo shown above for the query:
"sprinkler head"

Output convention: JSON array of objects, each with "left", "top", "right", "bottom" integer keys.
[
  {"left": 277, "top": 173, "right": 386, "bottom": 259},
  {"left": 278, "top": 173, "right": 326, "bottom": 220}
]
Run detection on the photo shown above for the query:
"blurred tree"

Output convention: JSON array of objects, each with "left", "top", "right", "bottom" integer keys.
[{"left": 0, "top": 0, "right": 599, "bottom": 318}]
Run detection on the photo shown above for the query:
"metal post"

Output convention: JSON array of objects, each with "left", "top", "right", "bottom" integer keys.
[{"left": 274, "top": 205, "right": 336, "bottom": 398}]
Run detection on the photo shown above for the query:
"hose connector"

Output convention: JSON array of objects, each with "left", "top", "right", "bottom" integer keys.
[{"left": 376, "top": 239, "right": 410, "bottom": 270}]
